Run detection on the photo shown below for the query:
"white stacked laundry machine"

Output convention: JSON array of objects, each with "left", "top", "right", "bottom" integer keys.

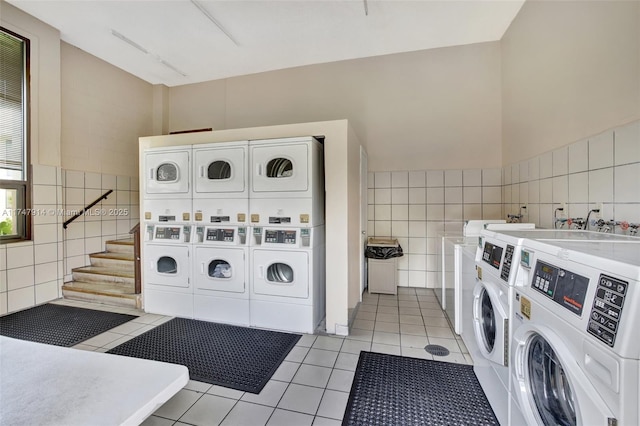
[
  {"left": 192, "top": 141, "right": 250, "bottom": 326},
  {"left": 142, "top": 146, "right": 194, "bottom": 317},
  {"left": 248, "top": 137, "right": 325, "bottom": 334},
  {"left": 141, "top": 136, "right": 326, "bottom": 334}
]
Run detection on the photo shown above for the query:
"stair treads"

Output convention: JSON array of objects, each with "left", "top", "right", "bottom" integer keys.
[
  {"left": 108, "top": 317, "right": 301, "bottom": 394},
  {"left": 0, "top": 303, "right": 138, "bottom": 347},
  {"left": 342, "top": 352, "right": 499, "bottom": 426}
]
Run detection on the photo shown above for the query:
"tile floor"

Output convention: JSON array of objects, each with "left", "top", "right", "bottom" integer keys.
[{"left": 56, "top": 287, "right": 470, "bottom": 426}]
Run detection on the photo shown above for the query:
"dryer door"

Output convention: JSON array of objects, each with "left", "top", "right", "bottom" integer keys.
[
  {"left": 252, "top": 250, "right": 309, "bottom": 298},
  {"left": 144, "top": 150, "right": 190, "bottom": 195},
  {"left": 251, "top": 143, "right": 309, "bottom": 193},
  {"left": 144, "top": 244, "right": 190, "bottom": 289},
  {"left": 194, "top": 246, "right": 246, "bottom": 294},
  {"left": 473, "top": 280, "right": 508, "bottom": 366},
  {"left": 193, "top": 146, "right": 247, "bottom": 195}
]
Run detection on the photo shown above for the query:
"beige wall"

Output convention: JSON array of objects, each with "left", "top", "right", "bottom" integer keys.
[
  {"left": 61, "top": 42, "right": 154, "bottom": 177},
  {"left": 140, "top": 120, "right": 358, "bottom": 334},
  {"left": 501, "top": 0, "right": 640, "bottom": 165},
  {"left": 168, "top": 41, "right": 503, "bottom": 171}
]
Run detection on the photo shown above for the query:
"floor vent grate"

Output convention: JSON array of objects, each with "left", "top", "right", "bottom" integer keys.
[{"left": 424, "top": 344, "right": 450, "bottom": 357}]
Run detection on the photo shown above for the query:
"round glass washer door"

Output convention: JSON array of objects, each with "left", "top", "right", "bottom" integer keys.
[
  {"left": 479, "top": 287, "right": 496, "bottom": 353},
  {"left": 527, "top": 333, "right": 577, "bottom": 426}
]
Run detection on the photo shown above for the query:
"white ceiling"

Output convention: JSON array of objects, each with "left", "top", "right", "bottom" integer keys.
[{"left": 7, "top": 0, "right": 525, "bottom": 87}]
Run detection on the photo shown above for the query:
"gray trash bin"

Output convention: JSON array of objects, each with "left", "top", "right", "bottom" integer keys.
[{"left": 365, "top": 238, "right": 403, "bottom": 295}]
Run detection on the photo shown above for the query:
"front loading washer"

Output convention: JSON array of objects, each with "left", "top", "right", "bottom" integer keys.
[
  {"left": 511, "top": 240, "right": 640, "bottom": 426},
  {"left": 143, "top": 223, "right": 193, "bottom": 318},
  {"left": 193, "top": 225, "right": 249, "bottom": 326},
  {"left": 249, "top": 136, "right": 324, "bottom": 228},
  {"left": 250, "top": 226, "right": 325, "bottom": 334}
]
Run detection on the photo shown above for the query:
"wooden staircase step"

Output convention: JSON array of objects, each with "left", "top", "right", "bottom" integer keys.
[
  {"left": 105, "top": 238, "right": 135, "bottom": 254},
  {"left": 72, "top": 266, "right": 134, "bottom": 286},
  {"left": 89, "top": 252, "right": 135, "bottom": 270},
  {"left": 62, "top": 281, "right": 140, "bottom": 309}
]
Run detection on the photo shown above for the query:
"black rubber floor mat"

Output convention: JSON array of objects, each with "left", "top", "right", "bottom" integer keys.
[
  {"left": 343, "top": 352, "right": 499, "bottom": 426},
  {"left": 107, "top": 317, "right": 301, "bottom": 394},
  {"left": 0, "top": 303, "right": 138, "bottom": 347}
]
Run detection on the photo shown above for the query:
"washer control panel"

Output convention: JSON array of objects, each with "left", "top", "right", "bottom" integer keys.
[
  {"left": 531, "top": 260, "right": 589, "bottom": 316},
  {"left": 206, "top": 228, "right": 234, "bottom": 242},
  {"left": 587, "top": 274, "right": 628, "bottom": 347},
  {"left": 265, "top": 229, "right": 297, "bottom": 244},
  {"left": 500, "top": 245, "right": 515, "bottom": 282},
  {"left": 482, "top": 242, "right": 503, "bottom": 270}
]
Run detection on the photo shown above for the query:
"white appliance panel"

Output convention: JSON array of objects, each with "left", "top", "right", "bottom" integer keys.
[
  {"left": 251, "top": 142, "right": 309, "bottom": 193},
  {"left": 143, "top": 244, "right": 190, "bottom": 289},
  {"left": 144, "top": 149, "right": 190, "bottom": 197},
  {"left": 194, "top": 246, "right": 246, "bottom": 295},
  {"left": 193, "top": 144, "right": 247, "bottom": 196},
  {"left": 252, "top": 249, "right": 309, "bottom": 299}
]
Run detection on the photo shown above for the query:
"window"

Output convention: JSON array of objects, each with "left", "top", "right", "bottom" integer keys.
[{"left": 0, "top": 27, "right": 30, "bottom": 242}]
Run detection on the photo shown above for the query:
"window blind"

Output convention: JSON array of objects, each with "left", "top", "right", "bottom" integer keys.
[{"left": 0, "top": 29, "right": 25, "bottom": 177}]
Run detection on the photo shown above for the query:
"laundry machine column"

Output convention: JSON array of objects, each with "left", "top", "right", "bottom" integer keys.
[
  {"left": 143, "top": 223, "right": 194, "bottom": 318},
  {"left": 193, "top": 225, "right": 250, "bottom": 326}
]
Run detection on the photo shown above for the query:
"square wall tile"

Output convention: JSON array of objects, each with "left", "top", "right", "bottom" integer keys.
[
  {"left": 539, "top": 178, "right": 553, "bottom": 204},
  {"left": 7, "top": 245, "right": 34, "bottom": 269},
  {"left": 8, "top": 287, "right": 34, "bottom": 313},
  {"left": 444, "top": 170, "right": 462, "bottom": 187},
  {"left": 102, "top": 174, "right": 117, "bottom": 191},
  {"left": 408, "top": 171, "right": 425, "bottom": 188},
  {"left": 374, "top": 189, "right": 391, "bottom": 204},
  {"left": 589, "top": 168, "right": 614, "bottom": 203},
  {"left": 482, "top": 168, "right": 502, "bottom": 186},
  {"left": 391, "top": 188, "right": 408, "bottom": 204},
  {"left": 463, "top": 169, "right": 481, "bottom": 187},
  {"left": 409, "top": 205, "right": 426, "bottom": 221},
  {"left": 528, "top": 180, "right": 540, "bottom": 204},
  {"left": 614, "top": 163, "right": 640, "bottom": 203},
  {"left": 116, "top": 176, "right": 130, "bottom": 191},
  {"left": 375, "top": 172, "right": 391, "bottom": 188},
  {"left": 426, "top": 187, "right": 444, "bottom": 204},
  {"left": 391, "top": 221, "right": 409, "bottom": 237},
  {"left": 568, "top": 172, "right": 589, "bottom": 204},
  {"left": 33, "top": 185, "right": 58, "bottom": 205},
  {"left": 32, "top": 165, "right": 57, "bottom": 185},
  {"left": 426, "top": 171, "right": 444, "bottom": 187},
  {"left": 519, "top": 161, "right": 529, "bottom": 183},
  {"left": 425, "top": 204, "right": 443, "bottom": 221},
  {"left": 483, "top": 204, "right": 502, "bottom": 220},
  {"left": 391, "top": 171, "right": 408, "bottom": 188},
  {"left": 511, "top": 163, "right": 520, "bottom": 184},
  {"left": 552, "top": 176, "right": 569, "bottom": 204},
  {"left": 444, "top": 204, "right": 463, "bottom": 221},
  {"left": 589, "top": 130, "right": 614, "bottom": 170},
  {"left": 36, "top": 281, "right": 60, "bottom": 304},
  {"left": 463, "top": 187, "right": 481, "bottom": 204},
  {"left": 374, "top": 221, "right": 391, "bottom": 237},
  {"left": 614, "top": 121, "right": 640, "bottom": 166},
  {"left": 85, "top": 172, "right": 102, "bottom": 189},
  {"left": 463, "top": 204, "right": 482, "bottom": 220},
  {"left": 519, "top": 182, "right": 529, "bottom": 205},
  {"left": 483, "top": 187, "right": 502, "bottom": 204},
  {"left": 34, "top": 243, "right": 58, "bottom": 265},
  {"left": 391, "top": 205, "right": 408, "bottom": 221},
  {"left": 503, "top": 166, "right": 512, "bottom": 185},
  {"left": 408, "top": 188, "right": 426, "bottom": 205},
  {"left": 568, "top": 139, "right": 589, "bottom": 174},
  {"left": 35, "top": 262, "right": 57, "bottom": 285},
  {"left": 7, "top": 265, "right": 34, "bottom": 290},
  {"left": 552, "top": 147, "right": 568, "bottom": 176},
  {"left": 374, "top": 205, "right": 391, "bottom": 221},
  {"left": 65, "top": 170, "right": 84, "bottom": 188},
  {"left": 444, "top": 187, "right": 462, "bottom": 204}
]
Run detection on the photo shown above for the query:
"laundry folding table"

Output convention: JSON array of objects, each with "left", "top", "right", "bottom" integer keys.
[{"left": 0, "top": 336, "right": 188, "bottom": 426}]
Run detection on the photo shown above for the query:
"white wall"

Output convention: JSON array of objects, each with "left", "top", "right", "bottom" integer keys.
[
  {"left": 0, "top": 2, "right": 64, "bottom": 314},
  {"left": 501, "top": 0, "right": 640, "bottom": 165},
  {"left": 168, "top": 41, "right": 503, "bottom": 171}
]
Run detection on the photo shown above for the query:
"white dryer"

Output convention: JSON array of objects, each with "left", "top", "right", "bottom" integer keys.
[
  {"left": 192, "top": 225, "right": 249, "bottom": 326},
  {"left": 143, "top": 223, "right": 193, "bottom": 318},
  {"left": 249, "top": 136, "right": 324, "bottom": 227},
  {"left": 511, "top": 240, "right": 640, "bottom": 426},
  {"left": 249, "top": 226, "right": 325, "bottom": 334},
  {"left": 143, "top": 146, "right": 192, "bottom": 223},
  {"left": 192, "top": 141, "right": 249, "bottom": 227}
]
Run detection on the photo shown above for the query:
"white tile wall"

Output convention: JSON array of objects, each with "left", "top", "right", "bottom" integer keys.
[
  {"left": 369, "top": 167, "right": 502, "bottom": 288},
  {"left": 62, "top": 170, "right": 141, "bottom": 281},
  {"left": 503, "top": 119, "right": 640, "bottom": 234}
]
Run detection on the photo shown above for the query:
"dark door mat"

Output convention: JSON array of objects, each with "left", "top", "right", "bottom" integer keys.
[
  {"left": 343, "top": 352, "right": 499, "bottom": 426},
  {"left": 0, "top": 303, "right": 138, "bottom": 347},
  {"left": 107, "top": 317, "right": 301, "bottom": 394}
]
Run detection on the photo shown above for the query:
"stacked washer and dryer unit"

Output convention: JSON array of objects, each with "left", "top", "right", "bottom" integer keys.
[
  {"left": 142, "top": 137, "right": 325, "bottom": 334},
  {"left": 470, "top": 229, "right": 640, "bottom": 426}
]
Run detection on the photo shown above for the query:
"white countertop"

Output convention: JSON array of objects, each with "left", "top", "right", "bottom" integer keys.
[{"left": 0, "top": 336, "right": 189, "bottom": 426}]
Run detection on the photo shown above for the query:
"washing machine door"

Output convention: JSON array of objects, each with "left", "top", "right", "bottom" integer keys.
[
  {"left": 473, "top": 279, "right": 508, "bottom": 366},
  {"left": 144, "top": 150, "right": 190, "bottom": 195},
  {"left": 144, "top": 244, "right": 190, "bottom": 288},
  {"left": 512, "top": 326, "right": 615, "bottom": 426},
  {"left": 193, "top": 145, "right": 246, "bottom": 195},
  {"left": 194, "top": 247, "right": 245, "bottom": 294},
  {"left": 251, "top": 143, "right": 309, "bottom": 193},
  {"left": 252, "top": 250, "right": 309, "bottom": 298}
]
